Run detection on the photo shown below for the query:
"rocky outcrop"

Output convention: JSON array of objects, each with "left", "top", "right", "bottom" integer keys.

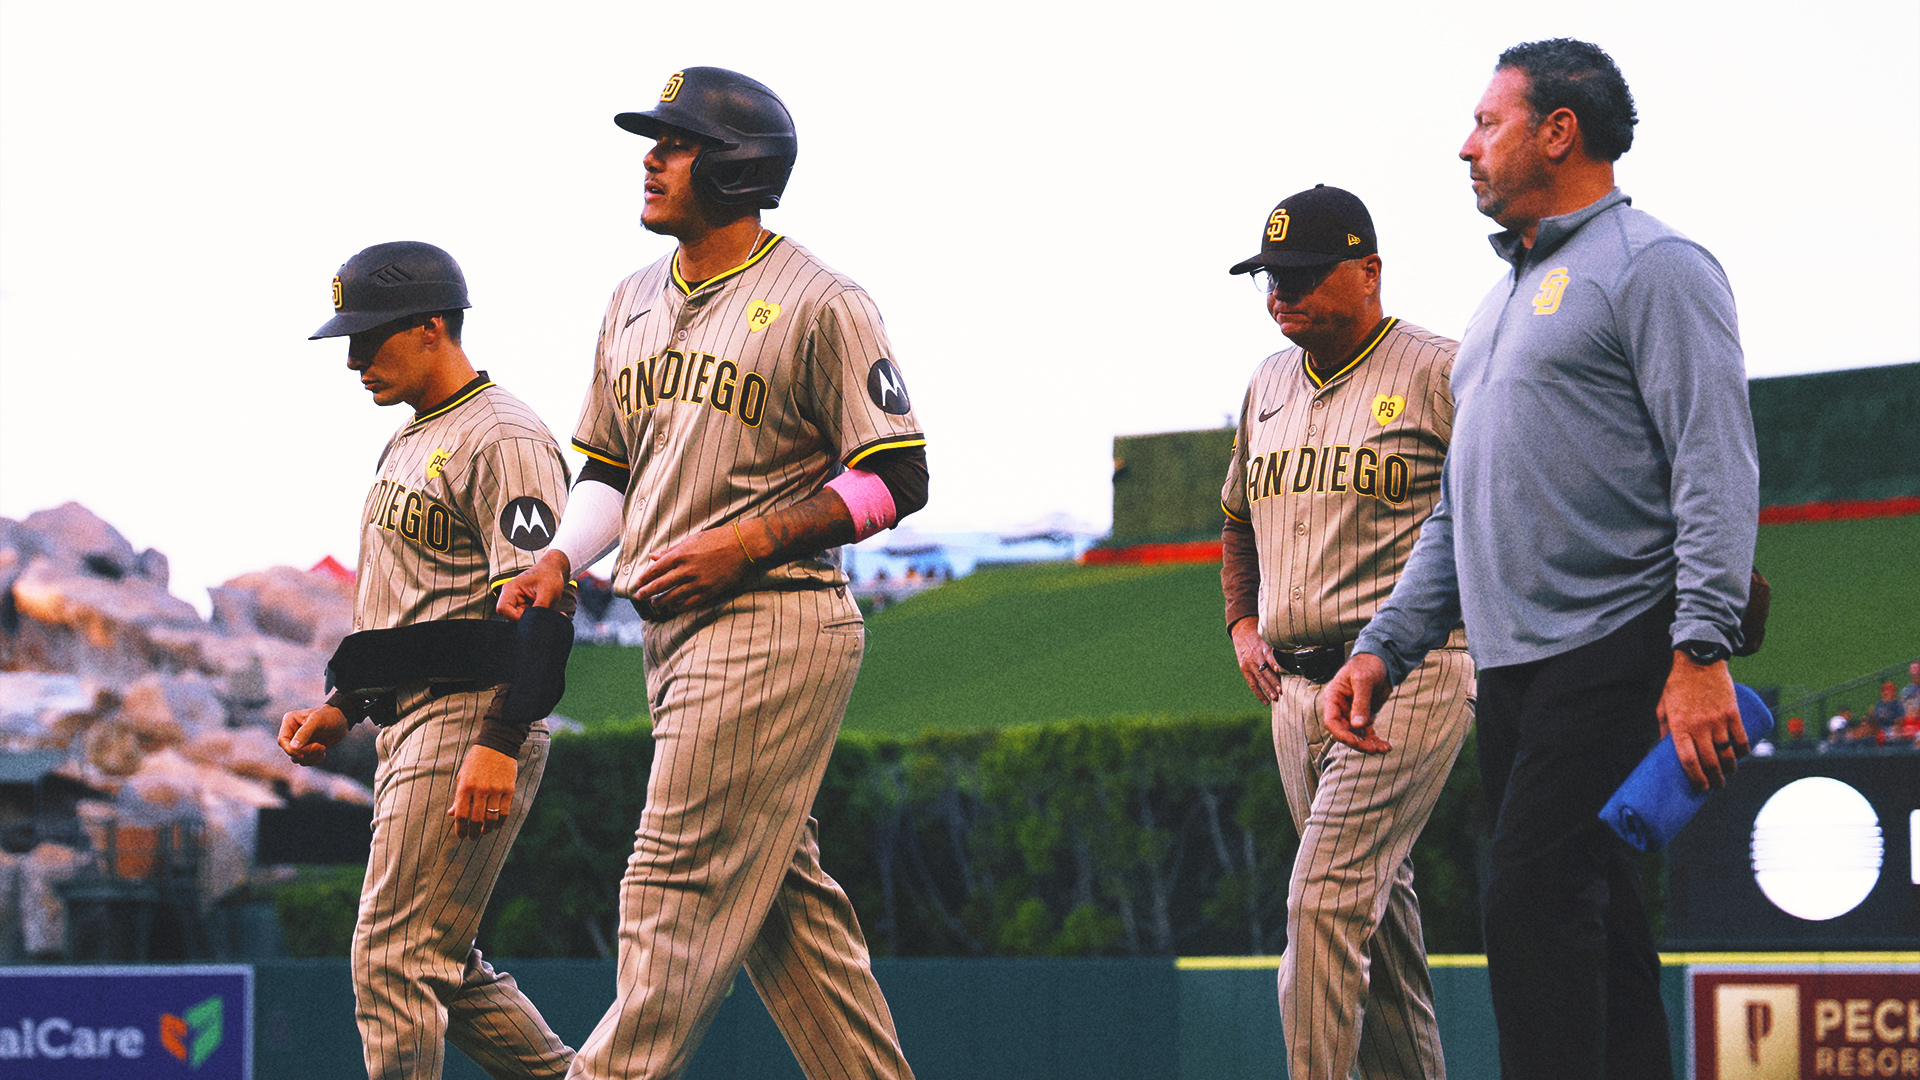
[
  {"left": 0, "top": 503, "right": 354, "bottom": 723},
  {"left": 0, "top": 503, "right": 372, "bottom": 950}
]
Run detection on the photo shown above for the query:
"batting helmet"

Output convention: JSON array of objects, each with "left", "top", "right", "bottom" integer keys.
[
  {"left": 615, "top": 67, "right": 797, "bottom": 209},
  {"left": 310, "top": 241, "right": 470, "bottom": 340}
]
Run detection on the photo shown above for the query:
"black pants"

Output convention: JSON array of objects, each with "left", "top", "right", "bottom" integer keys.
[{"left": 1477, "top": 597, "right": 1675, "bottom": 1080}]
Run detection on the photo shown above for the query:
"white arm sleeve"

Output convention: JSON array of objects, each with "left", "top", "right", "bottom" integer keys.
[{"left": 549, "top": 479, "right": 623, "bottom": 575}]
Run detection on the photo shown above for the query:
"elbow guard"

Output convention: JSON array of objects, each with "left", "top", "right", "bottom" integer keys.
[
  {"left": 475, "top": 605, "right": 575, "bottom": 757},
  {"left": 501, "top": 605, "right": 573, "bottom": 723}
]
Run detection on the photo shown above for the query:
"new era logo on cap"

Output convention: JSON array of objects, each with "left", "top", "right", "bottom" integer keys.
[{"left": 1229, "top": 184, "right": 1378, "bottom": 275}]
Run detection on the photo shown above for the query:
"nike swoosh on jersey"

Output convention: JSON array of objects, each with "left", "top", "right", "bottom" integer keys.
[
  {"left": 1258, "top": 404, "right": 1284, "bottom": 422},
  {"left": 624, "top": 309, "right": 652, "bottom": 328}
]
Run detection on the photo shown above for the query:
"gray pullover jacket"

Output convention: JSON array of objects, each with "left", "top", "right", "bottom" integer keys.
[{"left": 1356, "top": 189, "right": 1758, "bottom": 681}]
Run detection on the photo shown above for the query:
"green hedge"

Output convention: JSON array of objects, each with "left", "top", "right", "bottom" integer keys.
[{"left": 471, "top": 715, "right": 1495, "bottom": 960}]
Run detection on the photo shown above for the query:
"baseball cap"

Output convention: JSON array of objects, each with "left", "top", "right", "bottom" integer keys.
[
  {"left": 310, "top": 241, "right": 470, "bottom": 340},
  {"left": 1228, "top": 184, "right": 1378, "bottom": 275}
]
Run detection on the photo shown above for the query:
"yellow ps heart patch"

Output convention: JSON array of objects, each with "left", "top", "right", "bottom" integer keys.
[
  {"left": 1371, "top": 395, "right": 1405, "bottom": 426},
  {"left": 746, "top": 300, "right": 782, "bottom": 333},
  {"left": 426, "top": 448, "right": 453, "bottom": 479}
]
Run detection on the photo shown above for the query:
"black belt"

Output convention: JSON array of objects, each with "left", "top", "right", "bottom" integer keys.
[{"left": 1272, "top": 643, "right": 1351, "bottom": 684}]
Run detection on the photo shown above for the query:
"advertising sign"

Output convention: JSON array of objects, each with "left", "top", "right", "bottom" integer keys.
[
  {"left": 0, "top": 966, "right": 251, "bottom": 1079},
  {"left": 1692, "top": 964, "right": 1920, "bottom": 1079},
  {"left": 1666, "top": 756, "right": 1917, "bottom": 950}
]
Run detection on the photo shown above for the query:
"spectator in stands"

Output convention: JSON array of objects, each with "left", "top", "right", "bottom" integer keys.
[
  {"left": 1775, "top": 715, "right": 1809, "bottom": 751},
  {"left": 1899, "top": 661, "right": 1920, "bottom": 710},
  {"left": 1839, "top": 709, "right": 1880, "bottom": 747},
  {"left": 1824, "top": 708, "right": 1875, "bottom": 749},
  {"left": 1897, "top": 699, "right": 1920, "bottom": 744},
  {"left": 1868, "top": 681, "right": 1904, "bottom": 734}
]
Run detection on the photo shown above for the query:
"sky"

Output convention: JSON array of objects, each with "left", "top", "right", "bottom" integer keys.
[{"left": 2, "top": 0, "right": 1916, "bottom": 612}]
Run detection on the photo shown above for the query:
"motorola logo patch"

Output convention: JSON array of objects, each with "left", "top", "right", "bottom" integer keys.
[
  {"left": 866, "top": 358, "right": 911, "bottom": 415},
  {"left": 500, "top": 497, "right": 557, "bottom": 551}
]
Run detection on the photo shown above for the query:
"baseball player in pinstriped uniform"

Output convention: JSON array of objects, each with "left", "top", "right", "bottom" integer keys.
[
  {"left": 498, "top": 68, "right": 924, "bottom": 1080},
  {"left": 1220, "top": 187, "right": 1471, "bottom": 1080},
  {"left": 280, "top": 241, "right": 575, "bottom": 1079}
]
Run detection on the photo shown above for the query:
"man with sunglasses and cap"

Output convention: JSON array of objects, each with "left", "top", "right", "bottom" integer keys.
[
  {"left": 280, "top": 240, "right": 576, "bottom": 1080},
  {"left": 1219, "top": 185, "right": 1471, "bottom": 1080}
]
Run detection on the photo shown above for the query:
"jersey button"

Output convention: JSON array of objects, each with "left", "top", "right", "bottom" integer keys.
[
  {"left": 1295, "top": 522, "right": 1307, "bottom": 535},
  {"left": 676, "top": 330, "right": 687, "bottom": 340},
  {"left": 1291, "top": 586, "right": 1303, "bottom": 599},
  {"left": 1312, "top": 400, "right": 1325, "bottom": 410},
  {"left": 1307, "top": 425, "right": 1318, "bottom": 436}
]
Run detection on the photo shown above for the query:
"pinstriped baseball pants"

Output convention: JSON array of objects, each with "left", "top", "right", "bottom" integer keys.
[
  {"left": 354, "top": 686, "right": 574, "bottom": 1080},
  {"left": 568, "top": 586, "right": 913, "bottom": 1080},
  {"left": 1272, "top": 647, "right": 1474, "bottom": 1080}
]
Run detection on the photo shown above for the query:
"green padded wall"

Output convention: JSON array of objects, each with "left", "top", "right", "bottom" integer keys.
[
  {"left": 1110, "top": 428, "right": 1237, "bottom": 544},
  {"left": 1749, "top": 362, "right": 1919, "bottom": 506},
  {"left": 1107, "top": 362, "right": 1918, "bottom": 546}
]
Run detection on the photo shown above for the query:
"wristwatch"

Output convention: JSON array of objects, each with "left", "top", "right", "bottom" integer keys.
[{"left": 1677, "top": 639, "right": 1731, "bottom": 665}]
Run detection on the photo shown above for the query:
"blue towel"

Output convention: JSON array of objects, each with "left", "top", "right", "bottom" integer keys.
[{"left": 1599, "top": 683, "right": 1775, "bottom": 853}]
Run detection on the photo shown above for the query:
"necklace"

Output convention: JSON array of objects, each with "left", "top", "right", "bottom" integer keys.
[
  {"left": 680, "top": 226, "right": 766, "bottom": 289},
  {"left": 742, "top": 227, "right": 767, "bottom": 264}
]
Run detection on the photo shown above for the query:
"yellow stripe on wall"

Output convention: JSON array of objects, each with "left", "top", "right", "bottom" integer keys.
[{"left": 1175, "top": 952, "right": 1920, "bottom": 971}]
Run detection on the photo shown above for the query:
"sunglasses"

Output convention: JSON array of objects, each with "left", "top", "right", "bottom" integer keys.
[
  {"left": 348, "top": 312, "right": 440, "bottom": 355},
  {"left": 1253, "top": 262, "right": 1341, "bottom": 297}
]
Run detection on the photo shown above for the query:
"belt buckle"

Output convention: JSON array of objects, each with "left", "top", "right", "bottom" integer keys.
[{"left": 1286, "top": 645, "right": 1345, "bottom": 685}]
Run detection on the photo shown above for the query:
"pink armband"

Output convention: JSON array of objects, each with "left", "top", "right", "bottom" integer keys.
[{"left": 826, "top": 469, "right": 898, "bottom": 541}]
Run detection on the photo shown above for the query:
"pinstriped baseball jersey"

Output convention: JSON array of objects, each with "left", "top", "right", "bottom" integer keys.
[
  {"left": 354, "top": 375, "right": 570, "bottom": 632},
  {"left": 343, "top": 372, "right": 576, "bottom": 1079},
  {"left": 571, "top": 234, "right": 924, "bottom": 596},
  {"left": 1222, "top": 319, "right": 1456, "bottom": 649}
]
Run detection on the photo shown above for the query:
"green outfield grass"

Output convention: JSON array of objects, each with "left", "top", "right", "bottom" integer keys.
[
  {"left": 551, "top": 644, "right": 650, "bottom": 727},
  {"left": 845, "top": 561, "right": 1253, "bottom": 735},
  {"left": 554, "top": 561, "right": 1256, "bottom": 733},
  {"left": 1728, "top": 513, "right": 1920, "bottom": 705},
  {"left": 555, "top": 513, "right": 1919, "bottom": 734}
]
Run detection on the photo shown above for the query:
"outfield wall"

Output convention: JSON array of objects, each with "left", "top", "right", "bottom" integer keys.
[
  {"left": 1108, "top": 361, "right": 1920, "bottom": 547},
  {"left": 1749, "top": 361, "right": 1919, "bottom": 508},
  {"left": 237, "top": 955, "right": 1912, "bottom": 1079},
  {"left": 9, "top": 955, "right": 1909, "bottom": 1077},
  {"left": 240, "top": 957, "right": 1524, "bottom": 1079}
]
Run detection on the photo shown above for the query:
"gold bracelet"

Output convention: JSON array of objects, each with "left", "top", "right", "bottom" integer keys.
[{"left": 732, "top": 521, "right": 757, "bottom": 564}]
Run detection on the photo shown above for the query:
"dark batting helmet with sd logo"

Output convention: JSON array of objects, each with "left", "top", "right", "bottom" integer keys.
[
  {"left": 311, "top": 241, "right": 471, "bottom": 340},
  {"left": 615, "top": 67, "right": 797, "bottom": 209}
]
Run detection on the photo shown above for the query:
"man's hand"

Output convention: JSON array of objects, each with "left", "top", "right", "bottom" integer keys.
[
  {"left": 497, "top": 549, "right": 571, "bottom": 622},
  {"left": 629, "top": 526, "right": 755, "bottom": 618},
  {"left": 1658, "top": 653, "right": 1744, "bottom": 792},
  {"left": 447, "top": 745, "right": 519, "bottom": 840},
  {"left": 278, "top": 705, "right": 351, "bottom": 766},
  {"left": 1322, "top": 652, "right": 1394, "bottom": 754},
  {"left": 1230, "top": 618, "right": 1282, "bottom": 705}
]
